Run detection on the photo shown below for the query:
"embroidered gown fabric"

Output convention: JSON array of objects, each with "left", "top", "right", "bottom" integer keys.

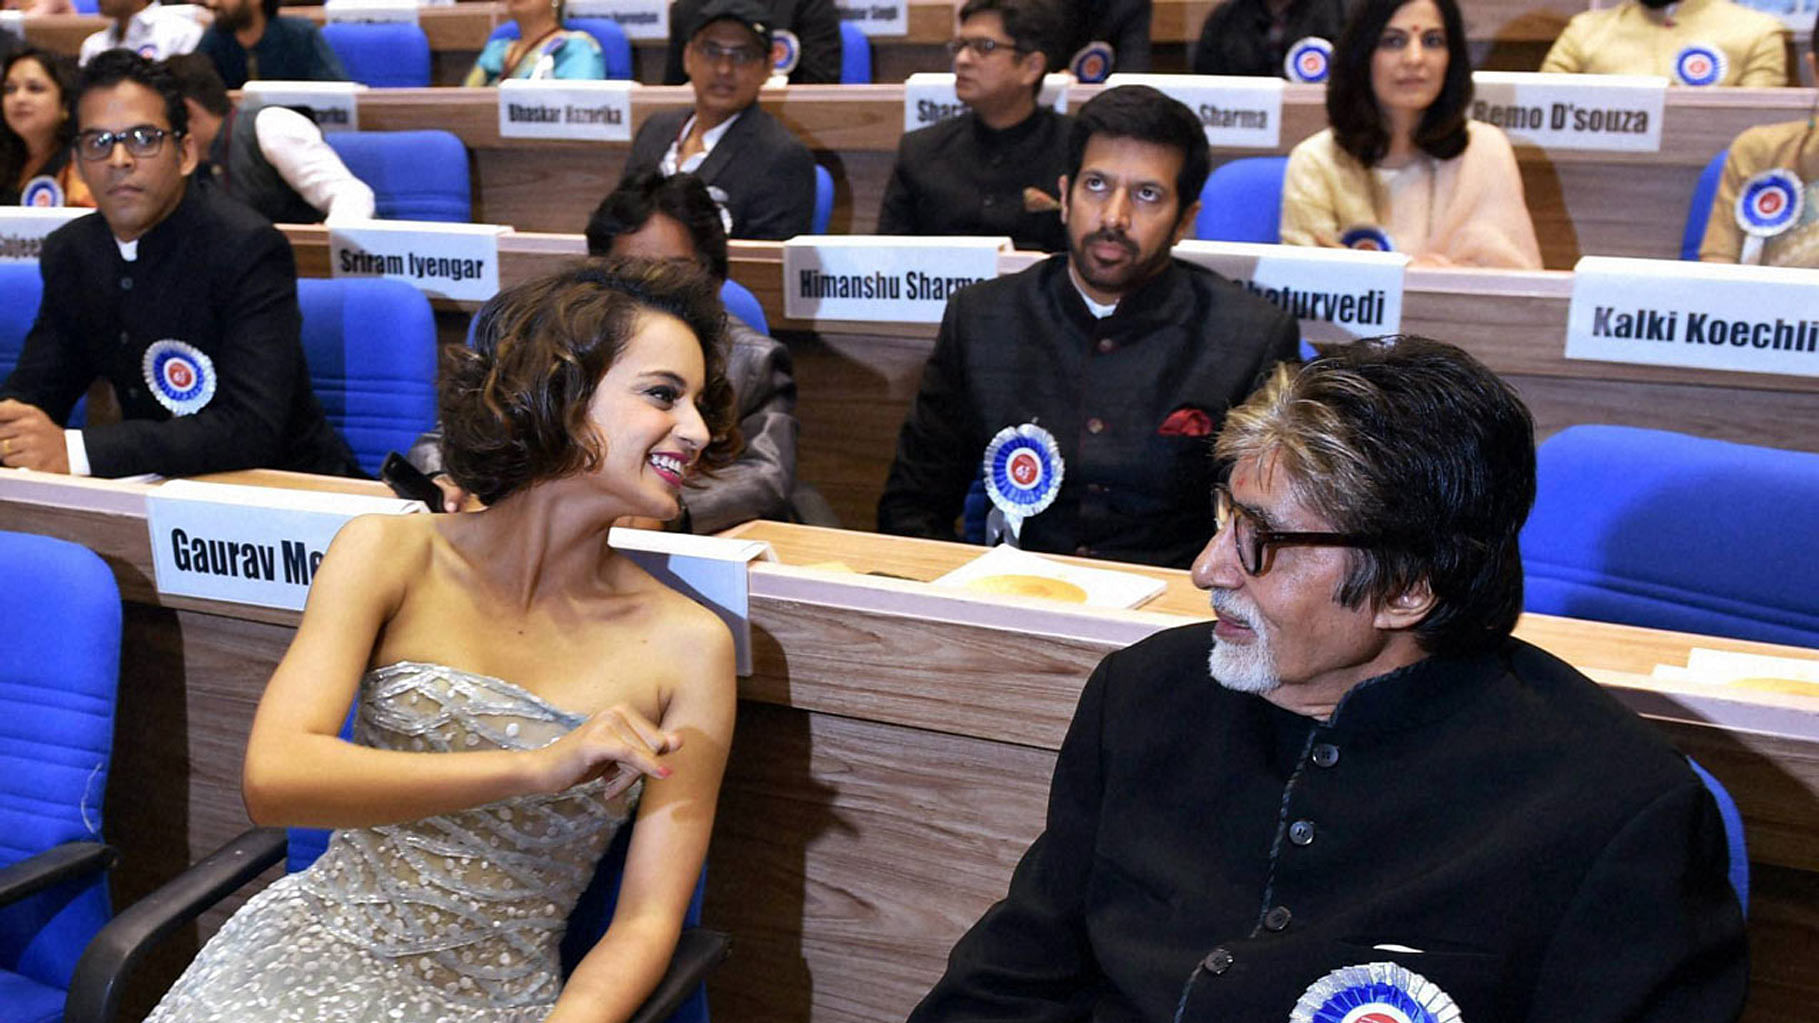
[{"left": 145, "top": 662, "right": 640, "bottom": 1023}]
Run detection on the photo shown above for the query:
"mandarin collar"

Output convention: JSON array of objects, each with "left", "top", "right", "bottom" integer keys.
[
  {"left": 1247, "top": 643, "right": 1508, "bottom": 739},
  {"left": 969, "top": 105, "right": 1050, "bottom": 146},
  {"left": 128, "top": 178, "right": 204, "bottom": 265},
  {"left": 1047, "top": 255, "right": 1195, "bottom": 338}
]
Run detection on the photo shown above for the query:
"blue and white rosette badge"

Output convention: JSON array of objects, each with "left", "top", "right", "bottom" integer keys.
[
  {"left": 1672, "top": 43, "right": 1727, "bottom": 87},
  {"left": 1069, "top": 41, "right": 1115, "bottom": 84},
  {"left": 1735, "top": 168, "right": 1803, "bottom": 264},
  {"left": 1289, "top": 962, "right": 1463, "bottom": 1023},
  {"left": 142, "top": 340, "right": 217, "bottom": 417},
  {"left": 1340, "top": 224, "right": 1394, "bottom": 252},
  {"left": 1284, "top": 37, "right": 1333, "bottom": 84},
  {"left": 982, "top": 423, "right": 1064, "bottom": 546},
  {"left": 771, "top": 29, "right": 801, "bottom": 76},
  {"left": 20, "top": 175, "right": 63, "bottom": 207}
]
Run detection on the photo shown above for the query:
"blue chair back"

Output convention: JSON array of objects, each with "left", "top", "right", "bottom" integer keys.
[
  {"left": 812, "top": 165, "right": 833, "bottom": 234},
  {"left": 1686, "top": 758, "right": 1749, "bottom": 915},
  {"left": 1522, "top": 425, "right": 1819, "bottom": 647},
  {"left": 324, "top": 130, "right": 472, "bottom": 222},
  {"left": 0, "top": 532, "right": 121, "bottom": 1015},
  {"left": 296, "top": 278, "right": 439, "bottom": 476},
  {"left": 485, "top": 19, "right": 633, "bottom": 79},
  {"left": 1680, "top": 148, "right": 1729, "bottom": 261},
  {"left": 839, "top": 21, "right": 871, "bottom": 83},
  {"left": 720, "top": 278, "right": 768, "bottom": 335},
  {"left": 320, "top": 22, "right": 433, "bottom": 88},
  {"left": 0, "top": 264, "right": 42, "bottom": 384},
  {"left": 1194, "top": 156, "right": 1289, "bottom": 243}
]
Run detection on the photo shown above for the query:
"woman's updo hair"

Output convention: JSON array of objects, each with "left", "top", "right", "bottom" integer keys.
[{"left": 438, "top": 258, "right": 740, "bottom": 505}]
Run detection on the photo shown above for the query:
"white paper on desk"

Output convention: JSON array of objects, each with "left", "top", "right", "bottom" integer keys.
[
  {"left": 1654, "top": 648, "right": 1819, "bottom": 685},
  {"left": 607, "top": 528, "right": 773, "bottom": 676},
  {"left": 932, "top": 545, "right": 1165, "bottom": 610},
  {"left": 0, "top": 11, "right": 23, "bottom": 40},
  {"left": 147, "top": 480, "right": 423, "bottom": 611}
]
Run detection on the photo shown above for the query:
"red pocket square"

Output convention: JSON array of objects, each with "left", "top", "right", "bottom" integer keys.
[{"left": 1158, "top": 407, "right": 1214, "bottom": 437}]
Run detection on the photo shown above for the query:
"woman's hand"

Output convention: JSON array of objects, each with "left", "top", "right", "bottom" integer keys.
[{"left": 532, "top": 705, "right": 682, "bottom": 798}]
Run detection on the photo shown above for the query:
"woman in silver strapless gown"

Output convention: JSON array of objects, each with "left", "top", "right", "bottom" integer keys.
[{"left": 145, "top": 259, "right": 743, "bottom": 1023}]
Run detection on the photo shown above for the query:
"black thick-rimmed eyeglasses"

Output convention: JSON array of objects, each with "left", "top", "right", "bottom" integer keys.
[
  {"left": 946, "top": 36, "right": 1025, "bottom": 59},
  {"left": 74, "top": 125, "right": 181, "bottom": 162},
  {"left": 1213, "top": 484, "right": 1381, "bottom": 577}
]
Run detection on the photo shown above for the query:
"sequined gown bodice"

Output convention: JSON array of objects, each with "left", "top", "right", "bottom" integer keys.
[{"left": 146, "top": 662, "right": 641, "bottom": 1023}]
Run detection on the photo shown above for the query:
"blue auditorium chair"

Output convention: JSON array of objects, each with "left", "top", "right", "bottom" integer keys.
[
  {"left": 1679, "top": 148, "right": 1729, "bottom": 260},
  {"left": 721, "top": 278, "right": 768, "bottom": 335},
  {"left": 0, "top": 532, "right": 122, "bottom": 1023},
  {"left": 1194, "top": 156, "right": 1289, "bottom": 243},
  {"left": 296, "top": 278, "right": 438, "bottom": 477},
  {"left": 0, "top": 264, "right": 41, "bottom": 383},
  {"left": 320, "top": 22, "right": 433, "bottom": 88},
  {"left": 839, "top": 21, "right": 871, "bottom": 83},
  {"left": 1521, "top": 424, "right": 1819, "bottom": 647},
  {"left": 484, "top": 18, "right": 634, "bottom": 79},
  {"left": 324, "top": 130, "right": 472, "bottom": 222},
  {"left": 812, "top": 165, "right": 833, "bottom": 234},
  {"left": 1687, "top": 759, "right": 1750, "bottom": 915}
]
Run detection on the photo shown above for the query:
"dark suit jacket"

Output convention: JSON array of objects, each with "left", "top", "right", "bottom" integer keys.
[
  {"left": 624, "top": 106, "right": 816, "bottom": 241},
  {"left": 0, "top": 183, "right": 359, "bottom": 478},
  {"left": 909, "top": 627, "right": 1748, "bottom": 1022},
  {"left": 662, "top": 0, "right": 841, "bottom": 84}
]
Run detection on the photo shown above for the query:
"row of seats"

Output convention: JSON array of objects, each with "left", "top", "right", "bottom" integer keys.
[{"left": 315, "top": 19, "right": 874, "bottom": 87}]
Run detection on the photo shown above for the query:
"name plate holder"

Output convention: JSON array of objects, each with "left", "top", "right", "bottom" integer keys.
[
  {"left": 901, "top": 73, "right": 1070, "bottom": 132},
  {"left": 0, "top": 208, "right": 89, "bottom": 264},
  {"left": 323, "top": 0, "right": 419, "bottom": 23},
  {"left": 1174, "top": 240, "right": 1408, "bottom": 342},
  {"left": 498, "top": 79, "right": 635, "bottom": 141},
  {"left": 1470, "top": 72, "right": 1666, "bottom": 153},
  {"left": 1104, "top": 73, "right": 1283, "bottom": 149},
  {"left": 782, "top": 235, "right": 1008, "bottom": 323},
  {"left": 835, "top": 0, "right": 908, "bottom": 37},
  {"left": 329, "top": 220, "right": 511, "bottom": 303},
  {"left": 241, "top": 80, "right": 367, "bottom": 133},
  {"left": 608, "top": 527, "right": 774, "bottom": 675},
  {"left": 146, "top": 480, "right": 422, "bottom": 612},
  {"left": 566, "top": 0, "right": 668, "bottom": 39},
  {"left": 1565, "top": 256, "right": 1819, "bottom": 379}
]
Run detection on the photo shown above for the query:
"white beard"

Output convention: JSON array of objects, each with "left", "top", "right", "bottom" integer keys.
[{"left": 1207, "top": 590, "right": 1281, "bottom": 694}]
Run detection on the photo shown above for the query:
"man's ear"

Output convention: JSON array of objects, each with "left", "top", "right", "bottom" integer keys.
[
  {"left": 177, "top": 131, "right": 200, "bottom": 176},
  {"left": 1057, "top": 174, "right": 1071, "bottom": 223},
  {"left": 1171, "top": 199, "right": 1202, "bottom": 245},
  {"left": 1373, "top": 578, "right": 1436, "bottom": 631}
]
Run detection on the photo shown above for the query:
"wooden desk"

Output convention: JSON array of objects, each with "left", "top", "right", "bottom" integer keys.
[{"left": 2, "top": 471, "right": 1817, "bottom": 1020}]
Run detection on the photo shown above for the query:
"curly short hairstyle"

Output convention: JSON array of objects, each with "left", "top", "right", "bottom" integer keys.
[
  {"left": 584, "top": 171, "right": 729, "bottom": 281},
  {"left": 1214, "top": 335, "right": 1537, "bottom": 657},
  {"left": 1327, "top": 0, "right": 1472, "bottom": 167},
  {"left": 1067, "top": 85, "right": 1210, "bottom": 224},
  {"left": 75, "top": 49, "right": 188, "bottom": 136},
  {"left": 1, "top": 49, "right": 80, "bottom": 189},
  {"left": 438, "top": 259, "right": 741, "bottom": 506}
]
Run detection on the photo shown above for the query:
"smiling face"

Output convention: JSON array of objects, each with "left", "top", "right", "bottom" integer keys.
[
  {"left": 3, "top": 57, "right": 66, "bottom": 154},
  {"left": 583, "top": 310, "right": 711, "bottom": 521},
  {"left": 1370, "top": 0, "right": 1448, "bottom": 122},
  {"left": 1058, "top": 134, "right": 1197, "bottom": 305},
  {"left": 683, "top": 18, "right": 769, "bottom": 123},
  {"left": 75, "top": 80, "right": 197, "bottom": 242}
]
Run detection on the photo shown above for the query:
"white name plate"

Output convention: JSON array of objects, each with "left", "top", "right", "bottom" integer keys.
[
  {"left": 1469, "top": 72, "right": 1665, "bottom": 153},
  {"left": 1104, "top": 73, "right": 1283, "bottom": 149},
  {"left": 1174, "top": 239, "right": 1407, "bottom": 342},
  {"left": 566, "top": 0, "right": 667, "bottom": 39},
  {"left": 783, "top": 236, "right": 1007, "bottom": 323},
  {"left": 0, "top": 11, "right": 26, "bottom": 39},
  {"left": 498, "top": 79, "right": 633, "bottom": 141},
  {"left": 1565, "top": 256, "right": 1819, "bottom": 379},
  {"left": 147, "top": 480, "right": 422, "bottom": 611},
  {"left": 323, "top": 0, "right": 418, "bottom": 23},
  {"left": 0, "top": 208, "right": 89, "bottom": 264},
  {"left": 608, "top": 527, "right": 774, "bottom": 675},
  {"left": 836, "top": 0, "right": 907, "bottom": 37},
  {"left": 902, "top": 72, "right": 1070, "bottom": 132},
  {"left": 241, "top": 80, "right": 366, "bottom": 132},
  {"left": 329, "top": 220, "right": 509, "bottom": 302}
]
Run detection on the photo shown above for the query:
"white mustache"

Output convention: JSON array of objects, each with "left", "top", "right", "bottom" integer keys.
[{"left": 1208, "top": 589, "right": 1257, "bottom": 629}]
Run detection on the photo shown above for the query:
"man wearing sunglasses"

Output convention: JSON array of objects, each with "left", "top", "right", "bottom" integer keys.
[
  {"left": 911, "top": 336, "right": 1746, "bottom": 1021},
  {"left": 623, "top": 0, "right": 815, "bottom": 240},
  {"left": 878, "top": 0, "right": 1070, "bottom": 252},
  {"left": 0, "top": 50, "right": 358, "bottom": 478}
]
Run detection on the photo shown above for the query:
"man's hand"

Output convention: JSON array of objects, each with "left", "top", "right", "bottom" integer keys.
[{"left": 0, "top": 400, "right": 70, "bottom": 474}]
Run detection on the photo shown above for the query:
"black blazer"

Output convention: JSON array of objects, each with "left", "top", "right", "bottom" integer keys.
[{"left": 624, "top": 106, "right": 817, "bottom": 241}]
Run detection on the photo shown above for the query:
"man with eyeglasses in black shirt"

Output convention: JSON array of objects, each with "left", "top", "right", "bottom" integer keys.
[
  {"left": 878, "top": 0, "right": 1070, "bottom": 251},
  {"left": 625, "top": 0, "right": 815, "bottom": 240},
  {"left": 0, "top": 50, "right": 358, "bottom": 478}
]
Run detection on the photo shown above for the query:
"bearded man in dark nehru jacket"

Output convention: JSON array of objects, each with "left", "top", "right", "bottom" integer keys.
[
  {"left": 0, "top": 50, "right": 358, "bottom": 479},
  {"left": 908, "top": 336, "right": 1748, "bottom": 1023}
]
